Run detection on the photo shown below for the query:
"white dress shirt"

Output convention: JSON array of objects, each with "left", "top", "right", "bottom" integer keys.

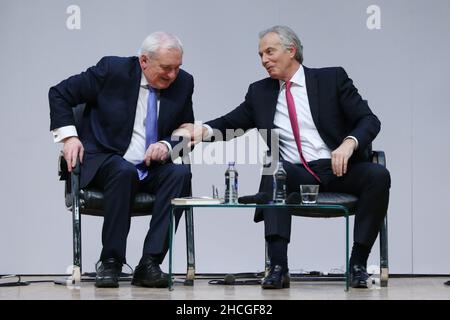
[
  {"left": 274, "top": 65, "right": 332, "bottom": 163},
  {"left": 52, "top": 74, "right": 171, "bottom": 165}
]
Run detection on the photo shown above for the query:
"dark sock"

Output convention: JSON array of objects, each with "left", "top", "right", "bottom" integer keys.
[
  {"left": 349, "top": 242, "right": 371, "bottom": 269},
  {"left": 266, "top": 235, "right": 288, "bottom": 272}
]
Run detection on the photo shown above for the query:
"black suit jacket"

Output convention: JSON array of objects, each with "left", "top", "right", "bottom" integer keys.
[
  {"left": 49, "top": 56, "right": 194, "bottom": 187},
  {"left": 206, "top": 66, "right": 380, "bottom": 221}
]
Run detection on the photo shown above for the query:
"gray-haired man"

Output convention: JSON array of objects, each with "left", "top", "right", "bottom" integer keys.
[
  {"left": 49, "top": 31, "right": 194, "bottom": 288},
  {"left": 181, "top": 25, "right": 390, "bottom": 289}
]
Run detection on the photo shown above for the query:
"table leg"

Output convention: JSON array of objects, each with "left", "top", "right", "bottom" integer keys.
[
  {"left": 168, "top": 206, "right": 174, "bottom": 291},
  {"left": 345, "top": 211, "right": 349, "bottom": 291}
]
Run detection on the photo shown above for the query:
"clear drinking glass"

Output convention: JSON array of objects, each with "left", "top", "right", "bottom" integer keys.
[{"left": 300, "top": 185, "right": 319, "bottom": 204}]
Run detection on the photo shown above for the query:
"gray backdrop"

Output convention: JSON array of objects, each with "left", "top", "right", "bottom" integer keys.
[{"left": 1, "top": 0, "right": 449, "bottom": 275}]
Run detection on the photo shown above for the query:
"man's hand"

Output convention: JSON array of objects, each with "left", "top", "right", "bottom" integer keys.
[
  {"left": 331, "top": 138, "right": 356, "bottom": 177},
  {"left": 144, "top": 142, "right": 170, "bottom": 166},
  {"left": 173, "top": 123, "right": 207, "bottom": 148},
  {"left": 63, "top": 136, "right": 84, "bottom": 172}
]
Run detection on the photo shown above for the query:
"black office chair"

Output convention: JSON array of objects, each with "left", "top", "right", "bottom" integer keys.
[
  {"left": 264, "top": 150, "right": 389, "bottom": 289},
  {"left": 57, "top": 104, "right": 195, "bottom": 284}
]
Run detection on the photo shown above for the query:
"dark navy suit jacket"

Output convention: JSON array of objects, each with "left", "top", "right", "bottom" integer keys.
[
  {"left": 206, "top": 66, "right": 380, "bottom": 221},
  {"left": 49, "top": 56, "right": 194, "bottom": 187}
]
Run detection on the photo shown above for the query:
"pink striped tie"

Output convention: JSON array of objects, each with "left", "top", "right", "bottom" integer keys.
[{"left": 285, "top": 81, "right": 321, "bottom": 183}]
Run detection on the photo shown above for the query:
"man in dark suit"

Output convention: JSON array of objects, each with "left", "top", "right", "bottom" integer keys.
[
  {"left": 49, "top": 31, "right": 194, "bottom": 288},
  {"left": 180, "top": 25, "right": 390, "bottom": 289}
]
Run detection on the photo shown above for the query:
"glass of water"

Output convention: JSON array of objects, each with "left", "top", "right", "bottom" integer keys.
[{"left": 300, "top": 185, "right": 319, "bottom": 204}]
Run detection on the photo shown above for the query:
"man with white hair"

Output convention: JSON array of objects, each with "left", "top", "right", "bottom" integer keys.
[{"left": 49, "top": 31, "right": 194, "bottom": 288}]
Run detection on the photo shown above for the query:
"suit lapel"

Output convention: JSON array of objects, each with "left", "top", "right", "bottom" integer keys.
[
  {"left": 127, "top": 59, "right": 143, "bottom": 141},
  {"left": 264, "top": 79, "right": 280, "bottom": 129},
  {"left": 262, "top": 79, "right": 280, "bottom": 154},
  {"left": 304, "top": 66, "right": 320, "bottom": 129}
]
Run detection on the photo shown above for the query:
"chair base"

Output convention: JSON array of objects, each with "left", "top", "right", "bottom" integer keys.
[
  {"left": 380, "top": 267, "right": 389, "bottom": 287},
  {"left": 183, "top": 279, "right": 194, "bottom": 286},
  {"left": 53, "top": 265, "right": 81, "bottom": 286},
  {"left": 53, "top": 277, "right": 75, "bottom": 286},
  {"left": 184, "top": 267, "right": 195, "bottom": 286}
]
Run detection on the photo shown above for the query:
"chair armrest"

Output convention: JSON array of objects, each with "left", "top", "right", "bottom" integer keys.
[
  {"left": 59, "top": 151, "right": 81, "bottom": 209},
  {"left": 58, "top": 151, "right": 69, "bottom": 181},
  {"left": 59, "top": 151, "right": 81, "bottom": 175},
  {"left": 371, "top": 150, "right": 386, "bottom": 167},
  {"left": 72, "top": 155, "right": 81, "bottom": 175}
]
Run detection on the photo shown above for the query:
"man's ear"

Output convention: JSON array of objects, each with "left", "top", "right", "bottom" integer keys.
[
  {"left": 288, "top": 45, "right": 297, "bottom": 58},
  {"left": 139, "top": 54, "right": 148, "bottom": 68}
]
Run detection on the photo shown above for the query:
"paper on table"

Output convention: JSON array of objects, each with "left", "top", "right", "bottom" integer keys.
[{"left": 171, "top": 197, "right": 223, "bottom": 205}]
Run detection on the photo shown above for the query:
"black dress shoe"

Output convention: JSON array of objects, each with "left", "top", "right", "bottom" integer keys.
[
  {"left": 350, "top": 264, "right": 370, "bottom": 288},
  {"left": 261, "top": 265, "right": 290, "bottom": 289},
  {"left": 95, "top": 258, "right": 122, "bottom": 288},
  {"left": 131, "top": 256, "right": 169, "bottom": 288},
  {"left": 444, "top": 280, "right": 450, "bottom": 286}
]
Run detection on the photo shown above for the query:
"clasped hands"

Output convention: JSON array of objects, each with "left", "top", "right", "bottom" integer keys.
[
  {"left": 143, "top": 142, "right": 170, "bottom": 166},
  {"left": 172, "top": 123, "right": 207, "bottom": 148}
]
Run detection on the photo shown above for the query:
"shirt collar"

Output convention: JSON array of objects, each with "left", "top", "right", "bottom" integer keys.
[
  {"left": 279, "top": 64, "right": 305, "bottom": 89},
  {"left": 140, "top": 73, "right": 149, "bottom": 88}
]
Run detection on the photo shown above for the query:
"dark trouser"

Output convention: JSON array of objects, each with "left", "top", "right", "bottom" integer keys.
[
  {"left": 90, "top": 155, "right": 191, "bottom": 263},
  {"left": 261, "top": 159, "right": 391, "bottom": 250}
]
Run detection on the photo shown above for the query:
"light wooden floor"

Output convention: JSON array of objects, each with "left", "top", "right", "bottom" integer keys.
[{"left": 1, "top": 276, "right": 449, "bottom": 300}]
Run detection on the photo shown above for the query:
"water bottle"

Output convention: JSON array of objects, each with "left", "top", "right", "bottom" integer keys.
[
  {"left": 273, "top": 162, "right": 287, "bottom": 204},
  {"left": 224, "top": 162, "right": 238, "bottom": 203}
]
